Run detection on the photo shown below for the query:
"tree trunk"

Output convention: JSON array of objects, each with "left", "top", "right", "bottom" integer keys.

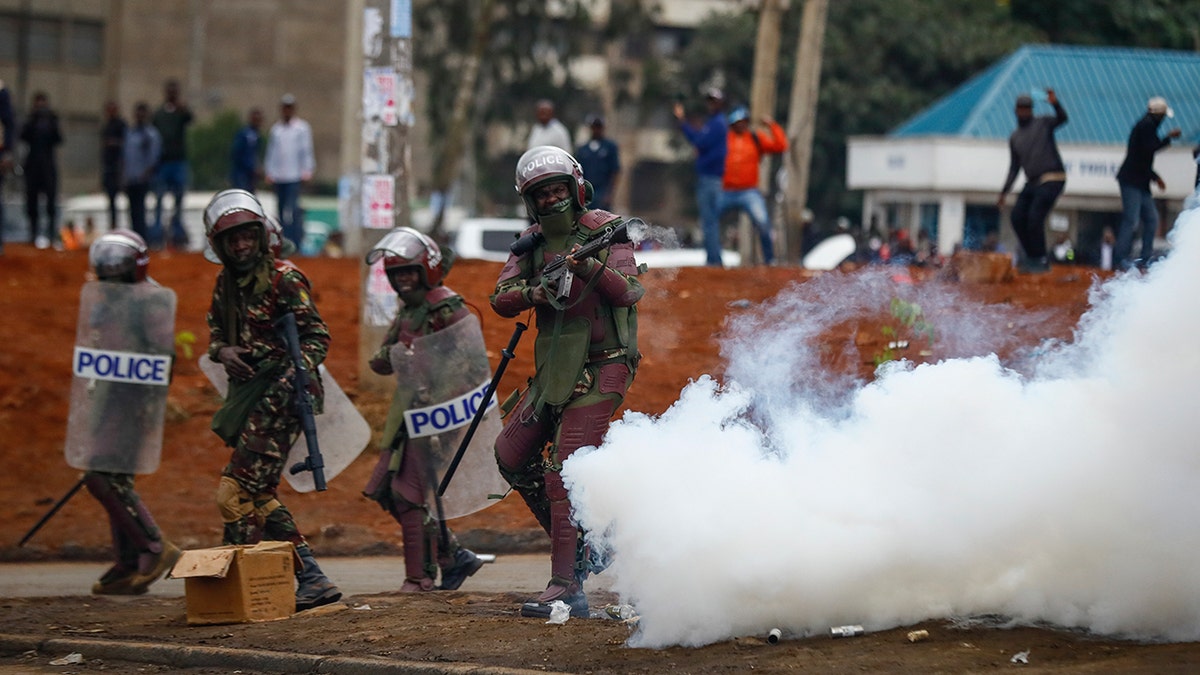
[
  {"left": 782, "top": 0, "right": 828, "bottom": 265},
  {"left": 429, "top": 0, "right": 497, "bottom": 244},
  {"left": 740, "top": 0, "right": 784, "bottom": 266}
]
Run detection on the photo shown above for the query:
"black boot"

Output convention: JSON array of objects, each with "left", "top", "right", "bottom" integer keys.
[
  {"left": 295, "top": 546, "right": 342, "bottom": 611},
  {"left": 439, "top": 548, "right": 485, "bottom": 590},
  {"left": 520, "top": 580, "right": 589, "bottom": 619}
]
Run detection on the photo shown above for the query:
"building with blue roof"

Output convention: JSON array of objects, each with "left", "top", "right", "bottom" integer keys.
[{"left": 847, "top": 44, "right": 1199, "bottom": 266}]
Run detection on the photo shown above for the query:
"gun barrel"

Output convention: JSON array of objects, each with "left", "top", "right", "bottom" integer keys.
[{"left": 274, "top": 311, "right": 328, "bottom": 492}]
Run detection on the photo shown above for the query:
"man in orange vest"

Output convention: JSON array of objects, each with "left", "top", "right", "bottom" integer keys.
[{"left": 721, "top": 106, "right": 787, "bottom": 264}]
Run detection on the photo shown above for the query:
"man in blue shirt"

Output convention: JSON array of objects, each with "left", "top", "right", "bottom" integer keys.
[
  {"left": 229, "top": 107, "right": 263, "bottom": 194},
  {"left": 674, "top": 88, "right": 727, "bottom": 266},
  {"left": 574, "top": 115, "right": 620, "bottom": 212},
  {"left": 123, "top": 102, "right": 162, "bottom": 240}
]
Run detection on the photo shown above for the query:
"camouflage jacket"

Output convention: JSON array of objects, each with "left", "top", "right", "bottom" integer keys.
[{"left": 206, "top": 259, "right": 329, "bottom": 407}]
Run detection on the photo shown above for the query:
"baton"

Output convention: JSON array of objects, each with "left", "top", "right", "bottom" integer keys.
[
  {"left": 20, "top": 476, "right": 86, "bottom": 547},
  {"left": 437, "top": 321, "right": 527, "bottom": 497}
]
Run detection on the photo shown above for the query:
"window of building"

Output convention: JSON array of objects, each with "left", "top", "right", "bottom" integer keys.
[
  {"left": 28, "top": 17, "right": 62, "bottom": 64},
  {"left": 68, "top": 20, "right": 104, "bottom": 69},
  {"left": 0, "top": 14, "right": 18, "bottom": 62}
]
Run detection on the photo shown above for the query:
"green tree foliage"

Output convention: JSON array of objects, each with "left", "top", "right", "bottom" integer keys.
[
  {"left": 187, "top": 109, "right": 241, "bottom": 191},
  {"left": 414, "top": 0, "right": 593, "bottom": 207},
  {"left": 1008, "top": 0, "right": 1200, "bottom": 50},
  {"left": 413, "top": 0, "right": 665, "bottom": 210}
]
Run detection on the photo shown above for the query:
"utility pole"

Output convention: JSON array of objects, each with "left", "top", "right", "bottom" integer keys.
[
  {"left": 348, "top": 0, "right": 414, "bottom": 393},
  {"left": 741, "top": 0, "right": 784, "bottom": 266},
  {"left": 782, "top": 0, "right": 828, "bottom": 264}
]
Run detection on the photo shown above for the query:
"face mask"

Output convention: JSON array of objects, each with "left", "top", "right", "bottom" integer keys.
[{"left": 539, "top": 205, "right": 575, "bottom": 244}]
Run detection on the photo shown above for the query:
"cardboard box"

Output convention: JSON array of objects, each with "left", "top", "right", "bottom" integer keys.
[{"left": 168, "top": 541, "right": 300, "bottom": 625}]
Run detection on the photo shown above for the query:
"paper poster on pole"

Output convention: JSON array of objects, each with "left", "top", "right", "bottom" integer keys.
[
  {"left": 391, "top": 0, "right": 412, "bottom": 38},
  {"left": 364, "top": 67, "right": 399, "bottom": 126},
  {"left": 364, "top": 263, "right": 398, "bottom": 327},
  {"left": 363, "top": 7, "right": 383, "bottom": 57},
  {"left": 362, "top": 174, "right": 395, "bottom": 230}
]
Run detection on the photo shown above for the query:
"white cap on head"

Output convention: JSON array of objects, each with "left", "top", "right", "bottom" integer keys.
[{"left": 1147, "top": 96, "right": 1174, "bottom": 118}]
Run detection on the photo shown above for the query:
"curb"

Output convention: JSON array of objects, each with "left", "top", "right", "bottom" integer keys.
[{"left": 0, "top": 633, "right": 564, "bottom": 675}]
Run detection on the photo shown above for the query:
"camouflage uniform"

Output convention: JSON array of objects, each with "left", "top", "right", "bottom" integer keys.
[
  {"left": 363, "top": 286, "right": 480, "bottom": 589},
  {"left": 207, "top": 258, "right": 329, "bottom": 548}
]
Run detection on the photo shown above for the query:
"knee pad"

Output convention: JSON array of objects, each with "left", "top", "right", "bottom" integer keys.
[
  {"left": 216, "top": 475, "right": 255, "bottom": 523},
  {"left": 253, "top": 495, "right": 282, "bottom": 519}
]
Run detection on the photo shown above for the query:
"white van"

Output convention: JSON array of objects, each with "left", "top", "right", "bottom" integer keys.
[{"left": 452, "top": 217, "right": 740, "bottom": 268}]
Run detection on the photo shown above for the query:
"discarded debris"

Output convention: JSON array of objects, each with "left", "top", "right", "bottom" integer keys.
[
  {"left": 727, "top": 299, "right": 752, "bottom": 309},
  {"left": 546, "top": 600, "right": 571, "bottom": 625},
  {"left": 830, "top": 625, "right": 864, "bottom": 638},
  {"left": 767, "top": 628, "right": 782, "bottom": 644},
  {"left": 49, "top": 652, "right": 84, "bottom": 665},
  {"left": 906, "top": 629, "right": 930, "bottom": 643},
  {"left": 1011, "top": 650, "right": 1030, "bottom": 664}
]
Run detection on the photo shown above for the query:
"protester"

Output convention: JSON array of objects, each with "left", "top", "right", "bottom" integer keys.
[
  {"left": 1113, "top": 96, "right": 1181, "bottom": 270},
  {"left": 100, "top": 101, "right": 127, "bottom": 231},
  {"left": 151, "top": 79, "right": 194, "bottom": 250},
  {"left": 674, "top": 87, "right": 727, "bottom": 266},
  {"left": 230, "top": 107, "right": 264, "bottom": 194},
  {"left": 122, "top": 103, "right": 162, "bottom": 241},
  {"left": 574, "top": 115, "right": 620, "bottom": 211},
  {"left": 526, "top": 99, "right": 571, "bottom": 152},
  {"left": 491, "top": 146, "right": 644, "bottom": 618},
  {"left": 996, "top": 89, "right": 1068, "bottom": 273},
  {"left": 81, "top": 230, "right": 181, "bottom": 595},
  {"left": 202, "top": 189, "right": 341, "bottom": 612},
  {"left": 362, "top": 228, "right": 486, "bottom": 592},
  {"left": 20, "top": 91, "right": 63, "bottom": 250},
  {"left": 265, "top": 94, "right": 314, "bottom": 250},
  {"left": 720, "top": 106, "right": 787, "bottom": 265}
]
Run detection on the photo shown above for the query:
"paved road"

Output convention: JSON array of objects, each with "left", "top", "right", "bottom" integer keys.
[{"left": 0, "top": 553, "right": 613, "bottom": 599}]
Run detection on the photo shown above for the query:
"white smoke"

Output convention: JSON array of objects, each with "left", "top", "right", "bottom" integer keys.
[{"left": 564, "top": 206, "right": 1200, "bottom": 648}]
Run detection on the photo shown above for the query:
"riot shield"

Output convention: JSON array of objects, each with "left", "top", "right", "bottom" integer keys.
[
  {"left": 199, "top": 359, "right": 371, "bottom": 493},
  {"left": 65, "top": 281, "right": 176, "bottom": 474},
  {"left": 390, "top": 313, "right": 507, "bottom": 519}
]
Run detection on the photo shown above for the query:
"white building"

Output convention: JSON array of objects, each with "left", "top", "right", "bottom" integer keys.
[{"left": 847, "top": 45, "right": 1200, "bottom": 265}]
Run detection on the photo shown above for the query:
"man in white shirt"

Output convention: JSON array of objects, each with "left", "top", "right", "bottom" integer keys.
[
  {"left": 526, "top": 100, "right": 571, "bottom": 152},
  {"left": 265, "top": 93, "right": 315, "bottom": 252}
]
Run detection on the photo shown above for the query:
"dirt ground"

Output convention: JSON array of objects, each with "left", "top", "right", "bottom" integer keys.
[{"left": 3, "top": 242, "right": 1199, "bottom": 672}]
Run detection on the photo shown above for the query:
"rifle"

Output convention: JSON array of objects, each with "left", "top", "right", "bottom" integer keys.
[
  {"left": 20, "top": 476, "right": 86, "bottom": 546},
  {"left": 274, "top": 312, "right": 326, "bottom": 491},
  {"left": 437, "top": 321, "right": 527, "bottom": 497},
  {"left": 511, "top": 220, "right": 632, "bottom": 301}
]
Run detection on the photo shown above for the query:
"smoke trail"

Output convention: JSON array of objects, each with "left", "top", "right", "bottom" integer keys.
[{"left": 564, "top": 206, "right": 1200, "bottom": 648}]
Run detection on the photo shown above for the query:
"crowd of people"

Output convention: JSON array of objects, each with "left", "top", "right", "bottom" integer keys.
[{"left": 0, "top": 79, "right": 314, "bottom": 256}]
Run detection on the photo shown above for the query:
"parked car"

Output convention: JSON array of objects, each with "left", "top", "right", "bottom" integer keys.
[{"left": 452, "top": 217, "right": 740, "bottom": 267}]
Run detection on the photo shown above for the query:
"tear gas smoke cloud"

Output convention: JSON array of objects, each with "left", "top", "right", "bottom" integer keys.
[{"left": 564, "top": 205, "right": 1200, "bottom": 648}]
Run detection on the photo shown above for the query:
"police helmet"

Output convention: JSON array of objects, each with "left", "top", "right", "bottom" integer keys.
[
  {"left": 514, "top": 146, "right": 588, "bottom": 219},
  {"left": 365, "top": 227, "right": 446, "bottom": 290},
  {"left": 90, "top": 230, "right": 150, "bottom": 282}
]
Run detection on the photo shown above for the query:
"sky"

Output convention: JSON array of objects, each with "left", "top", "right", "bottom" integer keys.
[{"left": 564, "top": 196, "right": 1200, "bottom": 648}]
